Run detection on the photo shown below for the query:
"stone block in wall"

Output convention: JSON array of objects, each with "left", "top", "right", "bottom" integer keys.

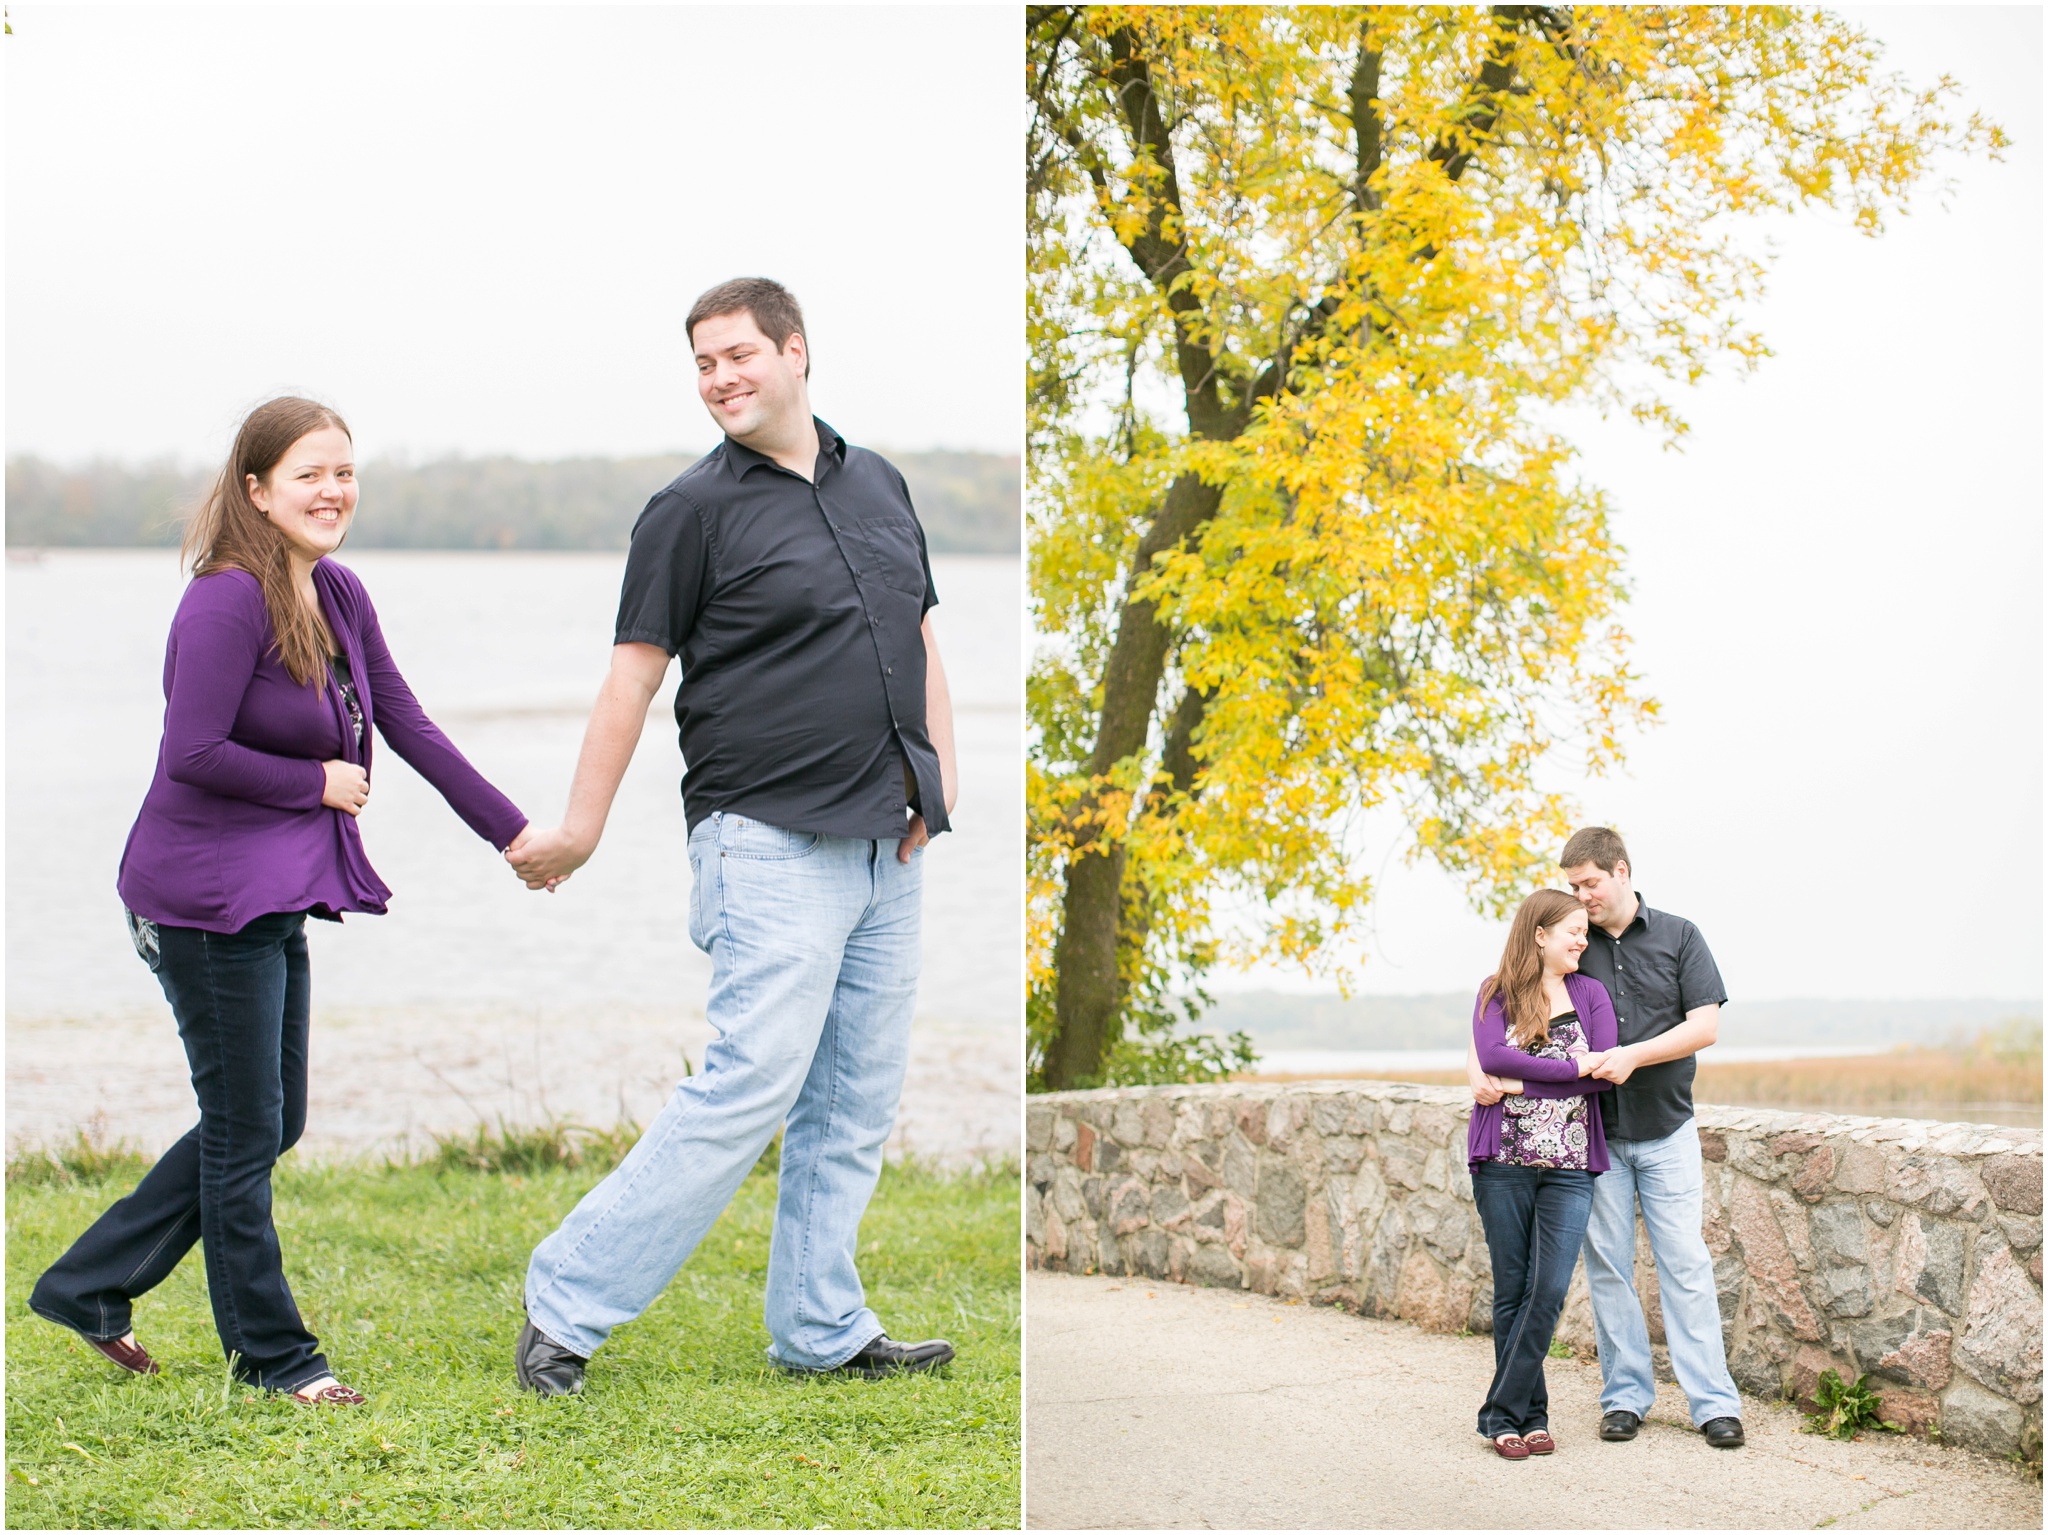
[
  {"left": 1363, "top": 1203, "right": 1407, "bottom": 1317},
  {"left": 1835, "top": 1141, "right": 1888, "bottom": 1195},
  {"left": 1712, "top": 1250, "right": 1746, "bottom": 1329},
  {"left": 1727, "top": 1332, "right": 1787, "bottom": 1398},
  {"left": 1809, "top": 1201, "right": 1874, "bottom": 1318},
  {"left": 1983, "top": 1153, "right": 2043, "bottom": 1217},
  {"left": 1889, "top": 1155, "right": 1989, "bottom": 1221},
  {"left": 1223, "top": 1135, "right": 1256, "bottom": 1198},
  {"left": 1026, "top": 1102, "right": 1053, "bottom": 1152},
  {"left": 1877, "top": 1386, "right": 1942, "bottom": 1437},
  {"left": 1185, "top": 1238, "right": 1242, "bottom": 1290},
  {"left": 1407, "top": 1191, "right": 1469, "bottom": 1265},
  {"left": 1255, "top": 1153, "right": 1307, "bottom": 1247},
  {"left": 1893, "top": 1212, "right": 1967, "bottom": 1317},
  {"left": 1305, "top": 1192, "right": 1336, "bottom": 1282},
  {"left": 1791, "top": 1145, "right": 1837, "bottom": 1202},
  {"left": 1941, "top": 1379, "right": 2026, "bottom": 1457},
  {"left": 1731, "top": 1177, "right": 1825, "bottom": 1342},
  {"left": 1850, "top": 1306, "right": 1953, "bottom": 1392},
  {"left": 1952, "top": 1242, "right": 2043, "bottom": 1406},
  {"left": 1151, "top": 1181, "right": 1190, "bottom": 1230},
  {"left": 1380, "top": 1137, "right": 1429, "bottom": 1192}
]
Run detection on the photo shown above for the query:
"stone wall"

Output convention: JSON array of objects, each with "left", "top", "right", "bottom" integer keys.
[{"left": 1025, "top": 1083, "right": 2042, "bottom": 1459}]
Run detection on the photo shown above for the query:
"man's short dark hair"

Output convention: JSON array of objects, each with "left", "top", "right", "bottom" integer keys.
[
  {"left": 1560, "top": 826, "right": 1630, "bottom": 875},
  {"left": 686, "top": 277, "right": 809, "bottom": 377}
]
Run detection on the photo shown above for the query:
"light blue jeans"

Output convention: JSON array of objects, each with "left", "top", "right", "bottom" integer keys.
[
  {"left": 1582, "top": 1117, "right": 1743, "bottom": 1425},
  {"left": 525, "top": 811, "right": 920, "bottom": 1370}
]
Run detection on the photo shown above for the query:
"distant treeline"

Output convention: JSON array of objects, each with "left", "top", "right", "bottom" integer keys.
[{"left": 5, "top": 449, "right": 1020, "bottom": 555}]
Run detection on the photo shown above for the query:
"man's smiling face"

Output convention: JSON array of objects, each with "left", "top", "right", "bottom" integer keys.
[{"left": 693, "top": 310, "right": 807, "bottom": 444}]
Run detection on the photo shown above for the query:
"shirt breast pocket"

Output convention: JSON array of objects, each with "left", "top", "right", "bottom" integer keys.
[{"left": 856, "top": 517, "right": 926, "bottom": 600}]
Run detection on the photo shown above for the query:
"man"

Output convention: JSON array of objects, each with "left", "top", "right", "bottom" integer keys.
[
  {"left": 505, "top": 277, "right": 958, "bottom": 1395},
  {"left": 1467, "top": 827, "right": 1744, "bottom": 1448}
]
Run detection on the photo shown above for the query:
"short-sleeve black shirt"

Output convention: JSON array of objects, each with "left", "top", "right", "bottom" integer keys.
[
  {"left": 1571, "top": 896, "right": 1728, "bottom": 1142},
  {"left": 613, "top": 418, "right": 949, "bottom": 841}
]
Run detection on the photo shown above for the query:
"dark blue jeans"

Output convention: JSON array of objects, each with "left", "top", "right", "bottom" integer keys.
[
  {"left": 1471, "top": 1160, "right": 1596, "bottom": 1438},
  {"left": 30, "top": 911, "right": 328, "bottom": 1393}
]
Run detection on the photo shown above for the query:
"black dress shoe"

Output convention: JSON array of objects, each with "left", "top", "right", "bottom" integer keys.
[
  {"left": 1599, "top": 1409, "right": 1641, "bottom": 1441},
  {"left": 821, "top": 1335, "right": 955, "bottom": 1379},
  {"left": 514, "top": 1317, "right": 588, "bottom": 1397},
  {"left": 1701, "top": 1416, "right": 1745, "bottom": 1449}
]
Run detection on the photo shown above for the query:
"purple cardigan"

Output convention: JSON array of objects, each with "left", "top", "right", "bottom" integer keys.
[
  {"left": 117, "top": 560, "right": 527, "bottom": 933},
  {"left": 1465, "top": 970, "right": 1618, "bottom": 1173}
]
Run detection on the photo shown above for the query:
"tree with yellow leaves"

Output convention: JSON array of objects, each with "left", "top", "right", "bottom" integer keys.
[{"left": 1027, "top": 5, "right": 2003, "bottom": 1089}]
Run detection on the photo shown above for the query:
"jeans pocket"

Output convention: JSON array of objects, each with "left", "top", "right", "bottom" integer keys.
[
  {"left": 125, "top": 909, "right": 161, "bottom": 972},
  {"left": 721, "top": 817, "right": 822, "bottom": 861}
]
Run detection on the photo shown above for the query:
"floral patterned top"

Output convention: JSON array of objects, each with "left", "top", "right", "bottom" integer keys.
[{"left": 1493, "top": 1010, "right": 1591, "bottom": 1170}]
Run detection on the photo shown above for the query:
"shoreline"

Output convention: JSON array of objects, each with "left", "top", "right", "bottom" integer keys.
[{"left": 7, "top": 1004, "right": 1020, "bottom": 1168}]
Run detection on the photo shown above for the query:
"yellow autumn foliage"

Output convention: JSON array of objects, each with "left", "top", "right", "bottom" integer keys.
[{"left": 1026, "top": 5, "right": 2002, "bottom": 1082}]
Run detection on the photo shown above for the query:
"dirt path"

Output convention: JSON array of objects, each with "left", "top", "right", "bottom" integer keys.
[
  {"left": 1025, "top": 1271, "right": 2042, "bottom": 1530},
  {"left": 7, "top": 1006, "right": 1016, "bottom": 1168}
]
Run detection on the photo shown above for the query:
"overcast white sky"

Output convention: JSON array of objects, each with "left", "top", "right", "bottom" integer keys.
[
  {"left": 4, "top": 4, "right": 1019, "bottom": 463},
  {"left": 7, "top": 7, "right": 2042, "bottom": 1006},
  {"left": 1213, "top": 6, "right": 2045, "bottom": 1003}
]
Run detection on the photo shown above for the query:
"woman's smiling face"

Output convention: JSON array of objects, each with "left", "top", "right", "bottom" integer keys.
[
  {"left": 1535, "top": 905, "right": 1590, "bottom": 974},
  {"left": 247, "top": 425, "right": 357, "bottom": 565}
]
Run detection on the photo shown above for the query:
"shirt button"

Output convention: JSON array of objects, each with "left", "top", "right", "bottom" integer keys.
[{"left": 887, "top": 666, "right": 894, "bottom": 675}]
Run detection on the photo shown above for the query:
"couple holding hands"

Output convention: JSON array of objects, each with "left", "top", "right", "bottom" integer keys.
[
  {"left": 29, "top": 279, "right": 960, "bottom": 1405},
  {"left": 1462, "top": 828, "right": 1745, "bottom": 1459}
]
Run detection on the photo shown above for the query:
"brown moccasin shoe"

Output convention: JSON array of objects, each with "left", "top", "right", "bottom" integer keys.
[
  {"left": 1523, "top": 1430, "right": 1555, "bottom": 1454},
  {"left": 291, "top": 1381, "right": 367, "bottom": 1406},
  {"left": 86, "top": 1334, "right": 160, "bottom": 1376},
  {"left": 1490, "top": 1433, "right": 1531, "bottom": 1460}
]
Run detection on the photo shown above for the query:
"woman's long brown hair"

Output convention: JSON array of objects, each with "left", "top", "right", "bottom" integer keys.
[
  {"left": 181, "top": 397, "right": 351, "bottom": 686},
  {"left": 1478, "top": 888, "right": 1587, "bottom": 1049}
]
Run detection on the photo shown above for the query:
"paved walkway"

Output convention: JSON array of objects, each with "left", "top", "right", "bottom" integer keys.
[{"left": 1026, "top": 1272, "right": 2042, "bottom": 1530}]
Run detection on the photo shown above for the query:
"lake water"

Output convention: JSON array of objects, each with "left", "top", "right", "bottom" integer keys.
[{"left": 6, "top": 551, "right": 1021, "bottom": 1160}]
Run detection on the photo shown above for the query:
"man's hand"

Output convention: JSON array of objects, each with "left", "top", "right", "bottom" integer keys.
[
  {"left": 507, "top": 824, "right": 590, "bottom": 891},
  {"left": 1465, "top": 1040, "right": 1512, "bottom": 1106},
  {"left": 897, "top": 813, "right": 930, "bottom": 865},
  {"left": 1591, "top": 1045, "right": 1640, "bottom": 1084}
]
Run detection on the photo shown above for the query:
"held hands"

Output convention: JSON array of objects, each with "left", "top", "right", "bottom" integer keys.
[
  {"left": 1589, "top": 1046, "right": 1638, "bottom": 1084},
  {"left": 322, "top": 760, "right": 369, "bottom": 816},
  {"left": 505, "top": 824, "right": 589, "bottom": 892},
  {"left": 897, "top": 812, "right": 930, "bottom": 865}
]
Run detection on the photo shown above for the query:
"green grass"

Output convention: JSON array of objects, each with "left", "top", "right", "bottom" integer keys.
[{"left": 6, "top": 1145, "right": 1019, "bottom": 1529}]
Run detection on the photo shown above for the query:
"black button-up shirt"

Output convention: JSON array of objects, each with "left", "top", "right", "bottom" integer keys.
[
  {"left": 1572, "top": 895, "right": 1727, "bottom": 1143},
  {"left": 613, "top": 418, "right": 949, "bottom": 841}
]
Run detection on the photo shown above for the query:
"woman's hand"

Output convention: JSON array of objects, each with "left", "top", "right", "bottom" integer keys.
[
  {"left": 506, "top": 823, "right": 589, "bottom": 891},
  {"left": 321, "top": 759, "right": 369, "bottom": 816},
  {"left": 1577, "top": 1050, "right": 1608, "bottom": 1077}
]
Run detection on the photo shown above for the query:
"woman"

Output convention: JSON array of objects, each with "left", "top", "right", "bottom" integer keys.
[
  {"left": 1466, "top": 887, "right": 1618, "bottom": 1459},
  {"left": 29, "top": 397, "right": 528, "bottom": 1405}
]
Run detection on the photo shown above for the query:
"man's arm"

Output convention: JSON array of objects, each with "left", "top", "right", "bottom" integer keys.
[
  {"left": 897, "top": 615, "right": 958, "bottom": 863},
  {"left": 1590, "top": 1002, "right": 1719, "bottom": 1083},
  {"left": 1465, "top": 1038, "right": 1520, "bottom": 1104},
  {"left": 506, "top": 642, "right": 672, "bottom": 889}
]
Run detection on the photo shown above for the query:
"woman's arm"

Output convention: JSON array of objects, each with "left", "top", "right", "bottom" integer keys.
[
  {"left": 352, "top": 584, "right": 527, "bottom": 850},
  {"left": 1472, "top": 989, "right": 1588, "bottom": 1082},
  {"left": 1517, "top": 1074, "right": 1613, "bottom": 1099},
  {"left": 162, "top": 593, "right": 329, "bottom": 810}
]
